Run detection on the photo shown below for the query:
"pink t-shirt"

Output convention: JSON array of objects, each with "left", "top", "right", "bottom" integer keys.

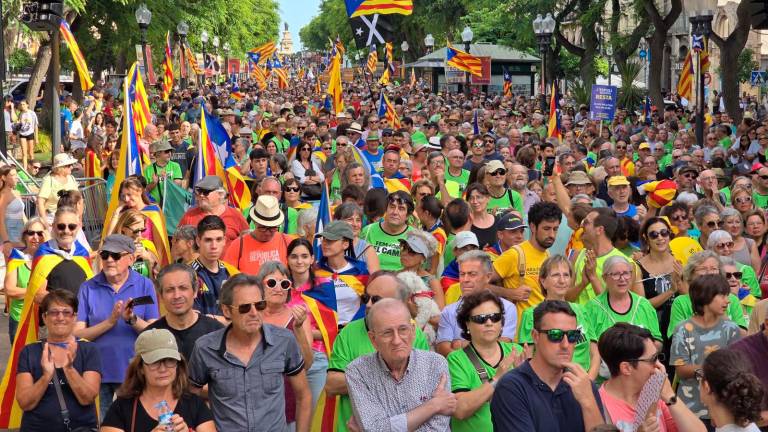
[
  {"left": 598, "top": 385, "right": 678, "bottom": 432},
  {"left": 287, "top": 281, "right": 326, "bottom": 353}
]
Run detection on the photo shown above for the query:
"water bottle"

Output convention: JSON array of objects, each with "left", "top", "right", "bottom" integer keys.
[{"left": 155, "top": 400, "right": 173, "bottom": 431}]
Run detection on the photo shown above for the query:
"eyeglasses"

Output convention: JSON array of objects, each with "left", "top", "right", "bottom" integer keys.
[
  {"left": 322, "top": 146, "right": 332, "bottom": 151},
  {"left": 671, "top": 214, "right": 688, "bottom": 222},
  {"left": 484, "top": 139, "right": 495, "bottom": 144},
  {"left": 705, "top": 220, "right": 724, "bottom": 229},
  {"left": 716, "top": 241, "right": 734, "bottom": 249},
  {"left": 375, "top": 324, "right": 413, "bottom": 341},
  {"left": 606, "top": 271, "right": 633, "bottom": 280},
  {"left": 285, "top": 186, "right": 300, "bottom": 193},
  {"left": 256, "top": 226, "right": 279, "bottom": 232},
  {"left": 56, "top": 223, "right": 78, "bottom": 232},
  {"left": 30, "top": 165, "right": 41, "bottom": 170},
  {"left": 44, "top": 309, "right": 74, "bottom": 318},
  {"left": 725, "top": 271, "right": 743, "bottom": 280},
  {"left": 468, "top": 313, "right": 503, "bottom": 324},
  {"left": 100, "top": 251, "right": 127, "bottom": 261},
  {"left": 681, "top": 173, "right": 695, "bottom": 179},
  {"left": 127, "top": 227, "right": 145, "bottom": 235},
  {"left": 490, "top": 169, "right": 506, "bottom": 177},
  {"left": 647, "top": 229, "right": 670, "bottom": 240},
  {"left": 759, "top": 175, "right": 768, "bottom": 181},
  {"left": 145, "top": 358, "right": 178, "bottom": 370},
  {"left": 266, "top": 278, "right": 292, "bottom": 290},
  {"left": 734, "top": 196, "right": 753, "bottom": 205},
  {"left": 160, "top": 149, "right": 172, "bottom": 154},
  {"left": 235, "top": 301, "right": 267, "bottom": 314},
  {"left": 615, "top": 145, "right": 627, "bottom": 150},
  {"left": 300, "top": 148, "right": 311, "bottom": 152},
  {"left": 537, "top": 328, "right": 584, "bottom": 344},
  {"left": 472, "top": 142, "right": 484, "bottom": 148},
  {"left": 630, "top": 352, "right": 664, "bottom": 364},
  {"left": 195, "top": 188, "right": 214, "bottom": 196},
  {"left": 360, "top": 293, "right": 383, "bottom": 304},
  {"left": 24, "top": 230, "right": 44, "bottom": 237}
]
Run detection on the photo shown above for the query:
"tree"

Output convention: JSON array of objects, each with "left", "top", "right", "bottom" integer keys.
[
  {"left": 640, "top": 0, "right": 681, "bottom": 110},
  {"left": 709, "top": 1, "right": 751, "bottom": 123},
  {"left": 736, "top": 48, "right": 758, "bottom": 84}
]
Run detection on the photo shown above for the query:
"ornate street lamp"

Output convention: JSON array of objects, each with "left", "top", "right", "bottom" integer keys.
[
  {"left": 424, "top": 33, "right": 434, "bottom": 54},
  {"left": 461, "top": 26, "right": 473, "bottom": 97},
  {"left": 177, "top": 21, "right": 189, "bottom": 88},
  {"left": 533, "top": 13, "right": 555, "bottom": 113},
  {"left": 135, "top": 4, "right": 152, "bottom": 81}
]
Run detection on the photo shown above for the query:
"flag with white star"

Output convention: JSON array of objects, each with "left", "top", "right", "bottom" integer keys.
[{"left": 349, "top": 13, "right": 393, "bottom": 49}]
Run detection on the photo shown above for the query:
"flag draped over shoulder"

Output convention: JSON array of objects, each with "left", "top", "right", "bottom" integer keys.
[
  {"left": 345, "top": 0, "right": 413, "bottom": 17},
  {"left": 0, "top": 241, "right": 93, "bottom": 428},
  {"left": 446, "top": 43, "right": 482, "bottom": 77},
  {"left": 84, "top": 148, "right": 101, "bottom": 179},
  {"left": 59, "top": 20, "right": 94, "bottom": 91},
  {"left": 547, "top": 82, "right": 561, "bottom": 140},
  {"left": 198, "top": 109, "right": 252, "bottom": 210},
  {"left": 162, "top": 31, "right": 174, "bottom": 101},
  {"left": 349, "top": 145, "right": 385, "bottom": 188}
]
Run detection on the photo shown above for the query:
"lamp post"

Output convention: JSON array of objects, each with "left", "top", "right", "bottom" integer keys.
[
  {"left": 135, "top": 4, "right": 152, "bottom": 82},
  {"left": 606, "top": 45, "right": 613, "bottom": 87},
  {"left": 424, "top": 33, "right": 434, "bottom": 54},
  {"left": 533, "top": 13, "right": 555, "bottom": 113},
  {"left": 461, "top": 25, "right": 473, "bottom": 98},
  {"left": 401, "top": 41, "right": 409, "bottom": 80},
  {"left": 177, "top": 21, "right": 188, "bottom": 88},
  {"left": 212, "top": 35, "right": 220, "bottom": 80},
  {"left": 223, "top": 42, "right": 230, "bottom": 81},
  {"left": 200, "top": 30, "right": 208, "bottom": 85},
  {"left": 690, "top": 9, "right": 714, "bottom": 148}
]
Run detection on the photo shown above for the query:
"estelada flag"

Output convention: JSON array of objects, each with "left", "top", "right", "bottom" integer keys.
[
  {"left": 446, "top": 43, "right": 482, "bottom": 77},
  {"left": 0, "top": 241, "right": 93, "bottom": 428}
]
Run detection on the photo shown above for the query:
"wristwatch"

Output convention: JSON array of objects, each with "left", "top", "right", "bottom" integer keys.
[
  {"left": 489, "top": 378, "right": 498, "bottom": 389},
  {"left": 663, "top": 395, "right": 677, "bottom": 406}
]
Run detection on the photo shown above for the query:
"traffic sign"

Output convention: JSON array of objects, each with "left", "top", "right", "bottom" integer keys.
[
  {"left": 639, "top": 49, "right": 647, "bottom": 59},
  {"left": 751, "top": 70, "right": 767, "bottom": 86}
]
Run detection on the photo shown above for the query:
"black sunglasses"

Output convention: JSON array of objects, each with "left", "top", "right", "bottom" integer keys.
[
  {"left": 360, "top": 293, "right": 383, "bottom": 304},
  {"left": 235, "top": 301, "right": 267, "bottom": 314},
  {"left": 705, "top": 220, "right": 724, "bottom": 229},
  {"left": 725, "top": 271, "right": 743, "bottom": 279},
  {"left": 490, "top": 169, "right": 506, "bottom": 176},
  {"left": 647, "top": 229, "right": 670, "bottom": 240},
  {"left": 266, "top": 278, "right": 292, "bottom": 290},
  {"left": 537, "top": 328, "right": 584, "bottom": 344},
  {"left": 24, "top": 230, "right": 44, "bottom": 237},
  {"left": 630, "top": 352, "right": 664, "bottom": 364},
  {"left": 468, "top": 313, "right": 503, "bottom": 325},
  {"left": 195, "top": 188, "right": 214, "bottom": 196},
  {"left": 128, "top": 227, "right": 145, "bottom": 235},
  {"left": 285, "top": 186, "right": 300, "bottom": 193},
  {"left": 56, "top": 223, "right": 78, "bottom": 232},
  {"left": 99, "top": 251, "right": 126, "bottom": 261}
]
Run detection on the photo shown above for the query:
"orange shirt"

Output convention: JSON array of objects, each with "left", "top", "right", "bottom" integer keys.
[{"left": 222, "top": 232, "right": 292, "bottom": 275}]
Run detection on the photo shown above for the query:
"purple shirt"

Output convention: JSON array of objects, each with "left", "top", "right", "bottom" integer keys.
[
  {"left": 730, "top": 331, "right": 768, "bottom": 411},
  {"left": 77, "top": 270, "right": 159, "bottom": 383}
]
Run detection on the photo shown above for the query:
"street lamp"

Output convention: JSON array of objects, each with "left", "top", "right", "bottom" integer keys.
[
  {"left": 201, "top": 30, "right": 209, "bottom": 84},
  {"left": 690, "top": 8, "right": 714, "bottom": 148},
  {"left": 424, "top": 33, "right": 434, "bottom": 54},
  {"left": 533, "top": 12, "right": 555, "bottom": 113},
  {"left": 177, "top": 21, "right": 189, "bottom": 88},
  {"left": 223, "top": 41, "right": 230, "bottom": 81},
  {"left": 461, "top": 25, "right": 473, "bottom": 97},
  {"left": 606, "top": 44, "right": 613, "bottom": 87},
  {"left": 401, "top": 41, "right": 409, "bottom": 79},
  {"left": 135, "top": 4, "right": 152, "bottom": 82},
  {"left": 212, "top": 36, "right": 220, "bottom": 79}
]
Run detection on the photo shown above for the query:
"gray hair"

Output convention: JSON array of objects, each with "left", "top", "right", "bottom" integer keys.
[
  {"left": 156, "top": 263, "right": 198, "bottom": 294},
  {"left": 720, "top": 207, "right": 742, "bottom": 224},
  {"left": 694, "top": 204, "right": 719, "bottom": 226},
  {"left": 254, "top": 260, "right": 290, "bottom": 288},
  {"left": 400, "top": 159, "right": 413, "bottom": 170},
  {"left": 676, "top": 192, "right": 699, "bottom": 206},
  {"left": 719, "top": 256, "right": 739, "bottom": 268},
  {"left": 571, "top": 194, "right": 593, "bottom": 205},
  {"left": 602, "top": 255, "right": 631, "bottom": 275},
  {"left": 297, "top": 207, "right": 318, "bottom": 236},
  {"left": 707, "top": 230, "right": 733, "bottom": 250},
  {"left": 174, "top": 225, "right": 197, "bottom": 242},
  {"left": 457, "top": 250, "right": 493, "bottom": 274},
  {"left": 683, "top": 250, "right": 723, "bottom": 282},
  {"left": 219, "top": 273, "right": 263, "bottom": 307},
  {"left": 396, "top": 271, "right": 430, "bottom": 294}
]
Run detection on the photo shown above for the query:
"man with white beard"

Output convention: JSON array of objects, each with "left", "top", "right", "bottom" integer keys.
[{"left": 509, "top": 163, "right": 540, "bottom": 213}]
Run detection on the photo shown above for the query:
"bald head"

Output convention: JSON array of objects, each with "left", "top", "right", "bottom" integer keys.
[{"left": 365, "top": 298, "right": 411, "bottom": 332}]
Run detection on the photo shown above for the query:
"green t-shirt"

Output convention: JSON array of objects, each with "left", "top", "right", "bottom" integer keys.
[
  {"left": 361, "top": 222, "right": 412, "bottom": 271},
  {"left": 329, "top": 171, "right": 342, "bottom": 202},
  {"left": 271, "top": 136, "right": 290, "bottom": 153},
  {"left": 9, "top": 263, "right": 30, "bottom": 322},
  {"left": 487, "top": 189, "right": 523, "bottom": 216},
  {"left": 447, "top": 342, "right": 523, "bottom": 432},
  {"left": 741, "top": 263, "right": 761, "bottom": 298},
  {"left": 437, "top": 179, "right": 463, "bottom": 200},
  {"left": 753, "top": 191, "right": 768, "bottom": 209},
  {"left": 143, "top": 161, "right": 183, "bottom": 204},
  {"left": 584, "top": 291, "right": 662, "bottom": 342},
  {"left": 328, "top": 318, "right": 429, "bottom": 432},
  {"left": 658, "top": 154, "right": 673, "bottom": 172},
  {"left": 517, "top": 302, "right": 593, "bottom": 371},
  {"left": 445, "top": 168, "right": 470, "bottom": 189},
  {"left": 666, "top": 293, "right": 747, "bottom": 337},
  {"left": 443, "top": 234, "right": 457, "bottom": 268},
  {"left": 573, "top": 247, "right": 628, "bottom": 304},
  {"left": 721, "top": 187, "right": 732, "bottom": 205}
]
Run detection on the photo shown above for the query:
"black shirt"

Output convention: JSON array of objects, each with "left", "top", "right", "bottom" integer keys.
[
  {"left": 47, "top": 260, "right": 88, "bottom": 296},
  {"left": 144, "top": 315, "right": 223, "bottom": 362},
  {"left": 102, "top": 393, "right": 213, "bottom": 432}
]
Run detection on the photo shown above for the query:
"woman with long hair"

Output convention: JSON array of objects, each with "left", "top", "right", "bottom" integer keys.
[
  {"left": 104, "top": 149, "right": 120, "bottom": 202},
  {"left": 110, "top": 209, "right": 159, "bottom": 278},
  {"left": 106, "top": 176, "right": 156, "bottom": 241},
  {"left": 721, "top": 208, "right": 761, "bottom": 271},
  {"left": 0, "top": 166, "right": 26, "bottom": 255},
  {"left": 291, "top": 142, "right": 324, "bottom": 197},
  {"left": 36, "top": 153, "right": 78, "bottom": 226},
  {"left": 4, "top": 218, "right": 47, "bottom": 343},
  {"left": 100, "top": 329, "right": 215, "bottom": 432},
  {"left": 466, "top": 183, "right": 497, "bottom": 249},
  {"left": 328, "top": 146, "right": 354, "bottom": 203},
  {"left": 333, "top": 202, "right": 380, "bottom": 272}
]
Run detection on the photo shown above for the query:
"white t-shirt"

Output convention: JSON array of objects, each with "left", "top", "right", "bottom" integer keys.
[
  {"left": 330, "top": 261, "right": 360, "bottom": 325},
  {"left": 69, "top": 119, "right": 85, "bottom": 150},
  {"left": 716, "top": 424, "right": 761, "bottom": 432},
  {"left": 19, "top": 111, "right": 37, "bottom": 136}
]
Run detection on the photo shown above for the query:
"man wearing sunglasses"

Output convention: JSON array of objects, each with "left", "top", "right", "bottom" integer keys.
[
  {"left": 74, "top": 234, "right": 159, "bottom": 416},
  {"left": 752, "top": 163, "right": 768, "bottom": 208},
  {"left": 144, "top": 140, "right": 182, "bottom": 206},
  {"left": 485, "top": 159, "right": 523, "bottom": 216},
  {"left": 190, "top": 215, "right": 240, "bottom": 319},
  {"left": 188, "top": 273, "right": 311, "bottom": 432},
  {"left": 178, "top": 176, "right": 249, "bottom": 248},
  {"left": 491, "top": 300, "right": 604, "bottom": 432}
]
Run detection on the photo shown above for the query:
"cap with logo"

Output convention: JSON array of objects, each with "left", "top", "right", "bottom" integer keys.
[{"left": 135, "top": 329, "right": 181, "bottom": 364}]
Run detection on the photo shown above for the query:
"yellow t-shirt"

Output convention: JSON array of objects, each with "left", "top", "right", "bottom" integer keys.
[
  {"left": 669, "top": 237, "right": 703, "bottom": 267},
  {"left": 493, "top": 240, "right": 549, "bottom": 321},
  {"left": 38, "top": 174, "right": 79, "bottom": 214}
]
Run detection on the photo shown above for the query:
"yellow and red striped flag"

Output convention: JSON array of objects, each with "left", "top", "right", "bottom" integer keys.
[
  {"left": 366, "top": 45, "right": 378, "bottom": 75},
  {"left": 59, "top": 19, "right": 93, "bottom": 91},
  {"left": 378, "top": 42, "right": 394, "bottom": 85},
  {"left": 347, "top": 0, "right": 413, "bottom": 17},
  {"left": 547, "top": 82, "right": 561, "bottom": 140},
  {"left": 161, "top": 31, "right": 174, "bottom": 101},
  {"left": 409, "top": 68, "right": 416, "bottom": 88},
  {"left": 185, "top": 44, "right": 203, "bottom": 76},
  {"left": 249, "top": 41, "right": 276, "bottom": 64},
  {"left": 446, "top": 42, "right": 482, "bottom": 77}
]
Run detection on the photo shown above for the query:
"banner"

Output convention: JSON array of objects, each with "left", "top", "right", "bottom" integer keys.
[
  {"left": 589, "top": 85, "right": 618, "bottom": 121},
  {"left": 470, "top": 57, "right": 492, "bottom": 85},
  {"left": 228, "top": 59, "right": 241, "bottom": 76}
]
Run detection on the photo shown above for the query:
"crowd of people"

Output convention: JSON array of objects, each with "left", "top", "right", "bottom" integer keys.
[{"left": 1, "top": 74, "right": 768, "bottom": 432}]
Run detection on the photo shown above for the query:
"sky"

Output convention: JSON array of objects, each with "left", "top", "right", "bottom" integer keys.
[{"left": 278, "top": 0, "right": 322, "bottom": 52}]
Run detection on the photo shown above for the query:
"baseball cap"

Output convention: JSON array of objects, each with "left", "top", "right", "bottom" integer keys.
[
  {"left": 134, "top": 329, "right": 181, "bottom": 364},
  {"left": 454, "top": 231, "right": 479, "bottom": 249},
  {"left": 486, "top": 160, "right": 506, "bottom": 173},
  {"left": 195, "top": 175, "right": 224, "bottom": 191},
  {"left": 496, "top": 213, "right": 527, "bottom": 231},
  {"left": 607, "top": 176, "right": 631, "bottom": 187},
  {"left": 100, "top": 234, "right": 136, "bottom": 254},
  {"left": 317, "top": 221, "right": 355, "bottom": 241},
  {"left": 566, "top": 171, "right": 592, "bottom": 186},
  {"left": 638, "top": 142, "right": 651, "bottom": 150},
  {"left": 400, "top": 232, "right": 431, "bottom": 258}
]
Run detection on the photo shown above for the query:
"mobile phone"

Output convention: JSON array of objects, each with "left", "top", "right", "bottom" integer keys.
[
  {"left": 543, "top": 156, "right": 556, "bottom": 177},
  {"left": 127, "top": 295, "right": 154, "bottom": 309}
]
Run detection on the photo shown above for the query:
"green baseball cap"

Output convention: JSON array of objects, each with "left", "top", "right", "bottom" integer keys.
[{"left": 317, "top": 221, "right": 355, "bottom": 241}]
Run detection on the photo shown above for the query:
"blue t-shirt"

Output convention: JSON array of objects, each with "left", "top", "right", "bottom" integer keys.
[
  {"left": 76, "top": 270, "right": 159, "bottom": 383},
  {"left": 363, "top": 148, "right": 383, "bottom": 172},
  {"left": 614, "top": 204, "right": 638, "bottom": 219},
  {"left": 192, "top": 260, "right": 233, "bottom": 316},
  {"left": 18, "top": 340, "right": 101, "bottom": 432}
]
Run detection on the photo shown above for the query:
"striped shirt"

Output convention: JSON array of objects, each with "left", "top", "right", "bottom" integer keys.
[{"left": 346, "top": 350, "right": 451, "bottom": 432}]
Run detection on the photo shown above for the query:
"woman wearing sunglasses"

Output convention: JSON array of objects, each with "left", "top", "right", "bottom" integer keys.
[
  {"left": 106, "top": 176, "right": 156, "bottom": 242},
  {"left": 706, "top": 230, "right": 761, "bottom": 302},
  {"left": 670, "top": 275, "right": 743, "bottom": 429},
  {"left": 283, "top": 177, "right": 312, "bottom": 211},
  {"left": 447, "top": 289, "right": 523, "bottom": 432},
  {"left": 16, "top": 290, "right": 101, "bottom": 432},
  {"left": 257, "top": 261, "right": 313, "bottom": 428},
  {"left": 101, "top": 329, "right": 215, "bottom": 432},
  {"left": 730, "top": 186, "right": 755, "bottom": 218},
  {"left": 721, "top": 208, "right": 761, "bottom": 271},
  {"left": 4, "top": 218, "right": 47, "bottom": 343},
  {"left": 517, "top": 255, "right": 600, "bottom": 378},
  {"left": 291, "top": 143, "right": 324, "bottom": 199},
  {"left": 693, "top": 205, "right": 721, "bottom": 251},
  {"left": 721, "top": 256, "right": 757, "bottom": 324},
  {"left": 110, "top": 209, "right": 159, "bottom": 278}
]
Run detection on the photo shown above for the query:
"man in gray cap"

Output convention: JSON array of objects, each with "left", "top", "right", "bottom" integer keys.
[
  {"left": 143, "top": 139, "right": 182, "bottom": 205},
  {"left": 178, "top": 176, "right": 249, "bottom": 247},
  {"left": 74, "top": 234, "right": 159, "bottom": 415}
]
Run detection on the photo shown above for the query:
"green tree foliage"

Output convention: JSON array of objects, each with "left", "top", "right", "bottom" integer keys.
[
  {"left": 616, "top": 61, "right": 643, "bottom": 110},
  {"left": 8, "top": 48, "right": 33, "bottom": 71},
  {"left": 736, "top": 48, "right": 759, "bottom": 84}
]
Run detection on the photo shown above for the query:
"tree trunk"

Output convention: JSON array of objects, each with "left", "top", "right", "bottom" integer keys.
[
  {"left": 710, "top": 1, "right": 751, "bottom": 124},
  {"left": 26, "top": 38, "right": 51, "bottom": 105},
  {"left": 72, "top": 67, "right": 83, "bottom": 102},
  {"left": 648, "top": 34, "right": 665, "bottom": 111}
]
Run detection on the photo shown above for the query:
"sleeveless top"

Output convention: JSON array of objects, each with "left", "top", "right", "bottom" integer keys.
[
  {"left": 5, "top": 196, "right": 24, "bottom": 242},
  {"left": 731, "top": 238, "right": 755, "bottom": 268},
  {"left": 636, "top": 259, "right": 674, "bottom": 343}
]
